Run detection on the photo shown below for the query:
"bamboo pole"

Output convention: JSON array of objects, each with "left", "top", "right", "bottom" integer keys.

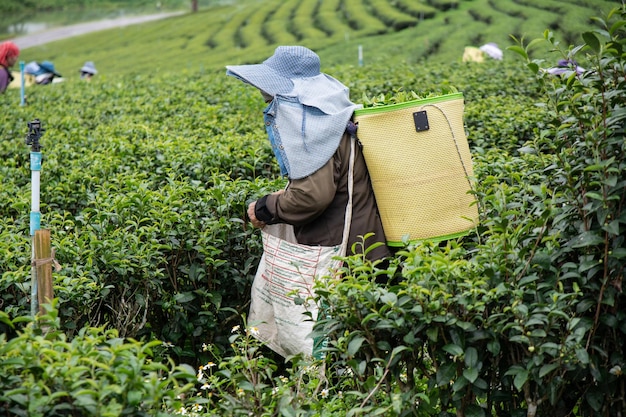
[{"left": 33, "top": 229, "right": 54, "bottom": 315}]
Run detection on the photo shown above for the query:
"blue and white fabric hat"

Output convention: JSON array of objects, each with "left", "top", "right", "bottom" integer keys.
[
  {"left": 80, "top": 61, "right": 97, "bottom": 74},
  {"left": 38, "top": 61, "right": 62, "bottom": 77},
  {"left": 226, "top": 46, "right": 322, "bottom": 96},
  {"left": 226, "top": 46, "right": 360, "bottom": 179},
  {"left": 24, "top": 61, "right": 41, "bottom": 75}
]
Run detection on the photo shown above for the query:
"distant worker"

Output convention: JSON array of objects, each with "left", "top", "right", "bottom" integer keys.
[
  {"left": 462, "top": 46, "right": 484, "bottom": 63},
  {"left": 546, "top": 59, "right": 585, "bottom": 76},
  {"left": 463, "top": 42, "right": 503, "bottom": 63},
  {"left": 80, "top": 61, "right": 98, "bottom": 80},
  {"left": 479, "top": 43, "right": 503, "bottom": 60},
  {"left": 24, "top": 60, "right": 63, "bottom": 85},
  {"left": 0, "top": 41, "right": 20, "bottom": 93}
]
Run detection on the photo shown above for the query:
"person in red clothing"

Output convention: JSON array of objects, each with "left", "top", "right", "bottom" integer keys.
[{"left": 0, "top": 41, "right": 20, "bottom": 93}]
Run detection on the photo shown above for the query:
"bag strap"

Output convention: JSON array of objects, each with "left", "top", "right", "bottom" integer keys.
[{"left": 339, "top": 137, "right": 356, "bottom": 252}]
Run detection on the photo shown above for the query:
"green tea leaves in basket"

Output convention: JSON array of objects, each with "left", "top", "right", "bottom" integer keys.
[{"left": 361, "top": 86, "right": 459, "bottom": 108}]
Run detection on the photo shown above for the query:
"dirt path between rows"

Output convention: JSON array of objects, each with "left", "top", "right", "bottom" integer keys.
[{"left": 11, "top": 11, "right": 185, "bottom": 50}]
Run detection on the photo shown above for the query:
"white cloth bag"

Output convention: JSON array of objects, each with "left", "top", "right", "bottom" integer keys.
[{"left": 248, "top": 139, "right": 355, "bottom": 359}]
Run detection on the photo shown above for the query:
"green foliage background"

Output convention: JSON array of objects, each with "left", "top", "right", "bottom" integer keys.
[{"left": 0, "top": 1, "right": 625, "bottom": 416}]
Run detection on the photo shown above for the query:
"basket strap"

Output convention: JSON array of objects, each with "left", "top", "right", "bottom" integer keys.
[
  {"left": 340, "top": 137, "right": 356, "bottom": 253},
  {"left": 421, "top": 103, "right": 475, "bottom": 193}
]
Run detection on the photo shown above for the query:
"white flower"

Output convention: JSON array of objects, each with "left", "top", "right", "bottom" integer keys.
[
  {"left": 232, "top": 325, "right": 240, "bottom": 333},
  {"left": 320, "top": 388, "right": 329, "bottom": 398},
  {"left": 610, "top": 365, "right": 622, "bottom": 376},
  {"left": 201, "top": 382, "right": 211, "bottom": 390},
  {"left": 247, "top": 326, "right": 259, "bottom": 336}
]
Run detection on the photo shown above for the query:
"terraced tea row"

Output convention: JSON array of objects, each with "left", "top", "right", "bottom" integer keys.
[{"left": 206, "top": 0, "right": 441, "bottom": 51}]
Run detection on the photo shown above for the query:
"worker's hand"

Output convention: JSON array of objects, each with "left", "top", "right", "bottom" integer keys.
[{"left": 247, "top": 201, "right": 266, "bottom": 229}]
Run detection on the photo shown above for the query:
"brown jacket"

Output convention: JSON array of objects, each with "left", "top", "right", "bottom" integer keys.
[{"left": 255, "top": 132, "right": 390, "bottom": 261}]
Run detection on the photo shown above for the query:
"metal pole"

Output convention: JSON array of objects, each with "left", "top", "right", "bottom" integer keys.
[
  {"left": 26, "top": 119, "right": 44, "bottom": 316},
  {"left": 358, "top": 45, "right": 363, "bottom": 67}
]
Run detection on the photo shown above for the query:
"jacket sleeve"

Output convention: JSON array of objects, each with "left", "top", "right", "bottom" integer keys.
[
  {"left": 255, "top": 154, "right": 339, "bottom": 226},
  {"left": 0, "top": 69, "right": 9, "bottom": 92}
]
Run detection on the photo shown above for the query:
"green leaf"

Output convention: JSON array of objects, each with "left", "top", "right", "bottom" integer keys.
[
  {"left": 127, "top": 390, "right": 143, "bottom": 406},
  {"left": 582, "top": 31, "right": 600, "bottom": 53},
  {"left": 463, "top": 367, "right": 479, "bottom": 383},
  {"left": 569, "top": 232, "right": 605, "bottom": 248},
  {"left": 576, "top": 348, "right": 590, "bottom": 364},
  {"left": 603, "top": 220, "right": 620, "bottom": 236},
  {"left": 380, "top": 292, "right": 397, "bottom": 304},
  {"left": 443, "top": 343, "right": 464, "bottom": 357},
  {"left": 539, "top": 363, "right": 560, "bottom": 377},
  {"left": 527, "top": 38, "right": 547, "bottom": 51},
  {"left": 611, "top": 248, "right": 626, "bottom": 259},
  {"left": 436, "top": 362, "right": 456, "bottom": 387},
  {"left": 513, "top": 369, "right": 529, "bottom": 391},
  {"left": 584, "top": 192, "right": 604, "bottom": 201},
  {"left": 426, "top": 327, "right": 438, "bottom": 342},
  {"left": 487, "top": 340, "right": 500, "bottom": 355},
  {"left": 507, "top": 45, "right": 528, "bottom": 59},
  {"left": 465, "top": 347, "right": 478, "bottom": 368},
  {"left": 348, "top": 336, "right": 366, "bottom": 357},
  {"left": 609, "top": 20, "right": 626, "bottom": 36},
  {"left": 586, "top": 388, "right": 604, "bottom": 411},
  {"left": 174, "top": 292, "right": 195, "bottom": 303}
]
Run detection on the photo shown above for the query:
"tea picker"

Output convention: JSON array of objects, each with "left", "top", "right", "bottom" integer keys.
[{"left": 25, "top": 119, "right": 58, "bottom": 317}]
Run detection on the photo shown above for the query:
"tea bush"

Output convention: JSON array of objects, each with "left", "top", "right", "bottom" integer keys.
[
  {"left": 314, "top": 6, "right": 626, "bottom": 417},
  {"left": 0, "top": 305, "right": 196, "bottom": 416},
  {"left": 0, "top": 73, "right": 282, "bottom": 363},
  {"left": 1, "top": 6, "right": 625, "bottom": 416}
]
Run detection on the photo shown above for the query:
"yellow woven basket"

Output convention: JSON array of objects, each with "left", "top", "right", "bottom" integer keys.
[{"left": 354, "top": 92, "right": 478, "bottom": 246}]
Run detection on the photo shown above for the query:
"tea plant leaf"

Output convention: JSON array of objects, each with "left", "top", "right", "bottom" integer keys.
[
  {"left": 582, "top": 31, "right": 601, "bottom": 53},
  {"left": 348, "top": 336, "right": 366, "bottom": 357}
]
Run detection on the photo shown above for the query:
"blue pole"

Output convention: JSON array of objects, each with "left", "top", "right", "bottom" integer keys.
[
  {"left": 20, "top": 61, "right": 25, "bottom": 106},
  {"left": 30, "top": 151, "right": 42, "bottom": 316},
  {"left": 30, "top": 152, "right": 42, "bottom": 236},
  {"left": 26, "top": 120, "right": 44, "bottom": 316}
]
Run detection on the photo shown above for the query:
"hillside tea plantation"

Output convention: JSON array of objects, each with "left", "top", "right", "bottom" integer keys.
[
  {"left": 1, "top": 6, "right": 625, "bottom": 417},
  {"left": 10, "top": 0, "right": 619, "bottom": 78}
]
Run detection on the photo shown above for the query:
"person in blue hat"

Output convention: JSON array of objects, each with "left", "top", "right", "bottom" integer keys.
[
  {"left": 80, "top": 61, "right": 97, "bottom": 80},
  {"left": 227, "top": 46, "right": 390, "bottom": 262},
  {"left": 24, "top": 60, "right": 62, "bottom": 85}
]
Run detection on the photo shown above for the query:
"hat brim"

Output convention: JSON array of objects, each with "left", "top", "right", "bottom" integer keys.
[
  {"left": 38, "top": 64, "right": 62, "bottom": 77},
  {"left": 81, "top": 67, "right": 97, "bottom": 74},
  {"left": 226, "top": 63, "right": 294, "bottom": 96}
]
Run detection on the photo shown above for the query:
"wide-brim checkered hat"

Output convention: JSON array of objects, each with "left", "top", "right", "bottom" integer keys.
[
  {"left": 227, "top": 46, "right": 339, "bottom": 96},
  {"left": 226, "top": 46, "right": 360, "bottom": 180}
]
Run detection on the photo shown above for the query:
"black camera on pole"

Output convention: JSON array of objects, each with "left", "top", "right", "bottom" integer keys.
[{"left": 25, "top": 119, "right": 44, "bottom": 152}]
